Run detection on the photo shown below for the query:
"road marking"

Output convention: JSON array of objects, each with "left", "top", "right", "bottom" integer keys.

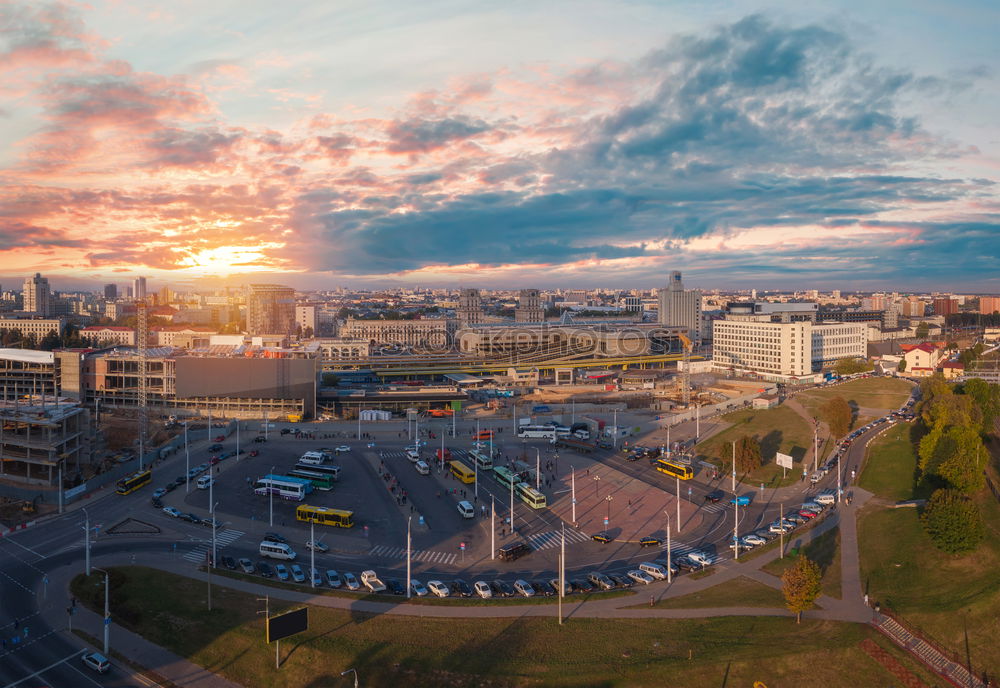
[
  {"left": 369, "top": 545, "right": 456, "bottom": 565},
  {"left": 0, "top": 536, "right": 42, "bottom": 559},
  {"left": 1, "top": 650, "right": 80, "bottom": 688}
]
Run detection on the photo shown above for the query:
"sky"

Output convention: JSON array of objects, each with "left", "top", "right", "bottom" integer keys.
[{"left": 1, "top": 0, "right": 998, "bottom": 293}]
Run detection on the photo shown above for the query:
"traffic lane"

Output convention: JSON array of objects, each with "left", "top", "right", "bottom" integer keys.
[{"left": 379, "top": 456, "right": 464, "bottom": 537}]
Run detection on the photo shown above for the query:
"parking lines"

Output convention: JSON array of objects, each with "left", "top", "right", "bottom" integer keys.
[{"left": 368, "top": 544, "right": 457, "bottom": 565}]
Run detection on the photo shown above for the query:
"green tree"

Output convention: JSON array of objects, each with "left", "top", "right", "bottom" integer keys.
[
  {"left": 729, "top": 435, "right": 762, "bottom": 473},
  {"left": 821, "top": 396, "right": 852, "bottom": 438},
  {"left": 781, "top": 555, "right": 823, "bottom": 623},
  {"left": 915, "top": 322, "right": 930, "bottom": 338},
  {"left": 833, "top": 358, "right": 872, "bottom": 376},
  {"left": 920, "top": 489, "right": 985, "bottom": 553},
  {"left": 897, "top": 358, "right": 907, "bottom": 373}
]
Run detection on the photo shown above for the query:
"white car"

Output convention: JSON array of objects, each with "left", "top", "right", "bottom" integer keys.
[
  {"left": 162, "top": 506, "right": 181, "bottom": 518},
  {"left": 768, "top": 522, "right": 793, "bottom": 534},
  {"left": 474, "top": 581, "right": 492, "bottom": 598},
  {"left": 427, "top": 580, "right": 450, "bottom": 597},
  {"left": 687, "top": 551, "right": 713, "bottom": 567},
  {"left": 410, "top": 579, "right": 429, "bottom": 596},
  {"left": 335, "top": 446, "right": 351, "bottom": 453},
  {"left": 81, "top": 651, "right": 110, "bottom": 673},
  {"left": 627, "top": 569, "right": 655, "bottom": 585},
  {"left": 743, "top": 534, "right": 767, "bottom": 546},
  {"left": 311, "top": 568, "right": 323, "bottom": 586},
  {"left": 513, "top": 579, "right": 535, "bottom": 597},
  {"left": 305, "top": 540, "right": 329, "bottom": 553},
  {"left": 325, "top": 570, "right": 342, "bottom": 587},
  {"left": 343, "top": 572, "right": 360, "bottom": 590},
  {"left": 152, "top": 487, "right": 167, "bottom": 499}
]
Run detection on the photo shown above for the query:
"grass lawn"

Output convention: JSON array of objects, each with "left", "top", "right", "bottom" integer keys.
[
  {"left": 858, "top": 491, "right": 1000, "bottom": 678},
  {"left": 858, "top": 422, "right": 929, "bottom": 502},
  {"left": 644, "top": 576, "right": 787, "bottom": 610},
  {"left": 762, "top": 526, "right": 842, "bottom": 599},
  {"left": 70, "top": 567, "right": 941, "bottom": 688},
  {"left": 797, "top": 377, "right": 913, "bottom": 427},
  {"left": 695, "top": 405, "right": 812, "bottom": 487}
]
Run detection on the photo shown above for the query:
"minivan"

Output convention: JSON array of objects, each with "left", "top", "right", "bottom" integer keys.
[
  {"left": 457, "top": 500, "right": 474, "bottom": 518},
  {"left": 414, "top": 460, "right": 430, "bottom": 475},
  {"left": 196, "top": 475, "right": 214, "bottom": 490},
  {"left": 498, "top": 541, "right": 531, "bottom": 561},
  {"left": 638, "top": 562, "right": 669, "bottom": 580},
  {"left": 259, "top": 540, "right": 297, "bottom": 560},
  {"left": 815, "top": 492, "right": 836, "bottom": 505},
  {"left": 405, "top": 448, "right": 420, "bottom": 462}
]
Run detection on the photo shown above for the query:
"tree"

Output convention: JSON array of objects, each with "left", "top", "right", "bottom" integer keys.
[
  {"left": 821, "top": 396, "right": 852, "bottom": 438},
  {"left": 728, "top": 435, "right": 762, "bottom": 473},
  {"left": 833, "top": 358, "right": 873, "bottom": 376},
  {"left": 897, "top": 358, "right": 907, "bottom": 373},
  {"left": 781, "top": 555, "right": 823, "bottom": 623},
  {"left": 915, "top": 322, "right": 930, "bottom": 338},
  {"left": 920, "top": 489, "right": 985, "bottom": 554}
]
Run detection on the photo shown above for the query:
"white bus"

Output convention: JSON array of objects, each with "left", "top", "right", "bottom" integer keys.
[
  {"left": 469, "top": 449, "right": 493, "bottom": 470},
  {"left": 516, "top": 425, "right": 557, "bottom": 440},
  {"left": 253, "top": 474, "right": 312, "bottom": 501}
]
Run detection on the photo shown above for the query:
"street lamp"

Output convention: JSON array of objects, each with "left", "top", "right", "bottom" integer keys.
[
  {"left": 82, "top": 507, "right": 91, "bottom": 576},
  {"left": 605, "top": 495, "right": 613, "bottom": 526},
  {"left": 535, "top": 448, "right": 540, "bottom": 490},
  {"left": 594, "top": 474, "right": 601, "bottom": 498},
  {"left": 341, "top": 668, "right": 360, "bottom": 687},
  {"left": 92, "top": 567, "right": 110, "bottom": 655},
  {"left": 184, "top": 421, "right": 190, "bottom": 494},
  {"left": 269, "top": 465, "right": 276, "bottom": 527}
]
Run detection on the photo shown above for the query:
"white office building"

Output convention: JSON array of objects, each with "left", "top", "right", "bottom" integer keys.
[
  {"left": 21, "top": 273, "right": 51, "bottom": 316},
  {"left": 713, "top": 319, "right": 867, "bottom": 382},
  {"left": 658, "top": 271, "right": 702, "bottom": 342}
]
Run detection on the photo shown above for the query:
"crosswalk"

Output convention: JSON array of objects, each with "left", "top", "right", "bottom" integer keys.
[
  {"left": 377, "top": 448, "right": 474, "bottom": 462},
  {"left": 658, "top": 540, "right": 698, "bottom": 557},
  {"left": 702, "top": 502, "right": 729, "bottom": 514},
  {"left": 524, "top": 528, "right": 590, "bottom": 551},
  {"left": 368, "top": 544, "right": 457, "bottom": 565},
  {"left": 183, "top": 528, "right": 245, "bottom": 563}
]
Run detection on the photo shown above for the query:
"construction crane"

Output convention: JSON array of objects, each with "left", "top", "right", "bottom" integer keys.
[
  {"left": 136, "top": 298, "right": 148, "bottom": 470},
  {"left": 678, "top": 333, "right": 693, "bottom": 406}
]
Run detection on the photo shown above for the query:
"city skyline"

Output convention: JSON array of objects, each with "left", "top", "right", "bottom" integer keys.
[{"left": 1, "top": 1, "right": 998, "bottom": 291}]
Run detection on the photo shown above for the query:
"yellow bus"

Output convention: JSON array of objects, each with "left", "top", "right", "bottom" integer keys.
[
  {"left": 448, "top": 460, "right": 476, "bottom": 484},
  {"left": 515, "top": 482, "right": 547, "bottom": 509},
  {"left": 296, "top": 504, "right": 354, "bottom": 528},
  {"left": 116, "top": 469, "right": 152, "bottom": 495},
  {"left": 654, "top": 459, "right": 694, "bottom": 480}
]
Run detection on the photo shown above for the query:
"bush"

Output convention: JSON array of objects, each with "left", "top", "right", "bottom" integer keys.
[{"left": 920, "top": 489, "right": 985, "bottom": 554}]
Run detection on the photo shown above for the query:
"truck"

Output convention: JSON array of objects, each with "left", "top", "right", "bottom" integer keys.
[
  {"left": 360, "top": 570, "right": 386, "bottom": 593},
  {"left": 553, "top": 437, "right": 594, "bottom": 454}
]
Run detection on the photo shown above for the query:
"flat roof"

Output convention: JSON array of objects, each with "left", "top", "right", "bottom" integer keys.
[
  {"left": 0, "top": 348, "right": 55, "bottom": 365},
  {"left": 444, "top": 373, "right": 486, "bottom": 384}
]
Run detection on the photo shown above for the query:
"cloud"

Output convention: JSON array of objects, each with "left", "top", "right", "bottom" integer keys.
[{"left": 384, "top": 116, "right": 492, "bottom": 154}]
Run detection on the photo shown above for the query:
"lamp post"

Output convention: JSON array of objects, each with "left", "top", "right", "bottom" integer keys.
[
  {"left": 535, "top": 448, "right": 540, "bottom": 491},
  {"left": 605, "top": 495, "right": 613, "bottom": 527},
  {"left": 269, "top": 465, "right": 276, "bottom": 527},
  {"left": 571, "top": 466, "right": 576, "bottom": 524},
  {"left": 82, "top": 507, "right": 91, "bottom": 576},
  {"left": 184, "top": 421, "right": 190, "bottom": 493},
  {"left": 676, "top": 476, "right": 680, "bottom": 531},
  {"left": 490, "top": 496, "right": 495, "bottom": 561},
  {"left": 612, "top": 409, "right": 618, "bottom": 449},
  {"left": 406, "top": 516, "right": 412, "bottom": 598},
  {"left": 310, "top": 520, "right": 316, "bottom": 589},
  {"left": 594, "top": 474, "right": 600, "bottom": 498},
  {"left": 341, "top": 668, "right": 360, "bottom": 688},
  {"left": 208, "top": 500, "right": 218, "bottom": 610},
  {"left": 664, "top": 511, "right": 672, "bottom": 583},
  {"left": 92, "top": 567, "right": 110, "bottom": 655}
]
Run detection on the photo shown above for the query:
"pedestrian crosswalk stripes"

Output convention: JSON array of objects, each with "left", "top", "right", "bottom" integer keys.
[
  {"left": 368, "top": 544, "right": 457, "bottom": 565},
  {"left": 524, "top": 528, "right": 590, "bottom": 551},
  {"left": 702, "top": 502, "right": 729, "bottom": 513},
  {"left": 182, "top": 528, "right": 244, "bottom": 562}
]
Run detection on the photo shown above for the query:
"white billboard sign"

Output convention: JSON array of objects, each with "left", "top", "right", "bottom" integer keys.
[{"left": 776, "top": 452, "right": 794, "bottom": 469}]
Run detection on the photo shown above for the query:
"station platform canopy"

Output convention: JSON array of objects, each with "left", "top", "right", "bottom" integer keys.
[{"left": 444, "top": 373, "right": 491, "bottom": 386}]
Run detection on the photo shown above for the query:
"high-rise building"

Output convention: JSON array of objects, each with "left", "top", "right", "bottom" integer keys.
[
  {"left": 457, "top": 288, "right": 484, "bottom": 326},
  {"left": 862, "top": 295, "right": 886, "bottom": 311},
  {"left": 295, "top": 305, "right": 317, "bottom": 335},
  {"left": 515, "top": 289, "right": 544, "bottom": 323},
  {"left": 979, "top": 296, "right": 1000, "bottom": 315},
  {"left": 22, "top": 272, "right": 51, "bottom": 315},
  {"left": 104, "top": 284, "right": 117, "bottom": 300},
  {"left": 133, "top": 276, "right": 147, "bottom": 301},
  {"left": 902, "top": 298, "right": 925, "bottom": 318},
  {"left": 247, "top": 284, "right": 296, "bottom": 335},
  {"left": 658, "top": 271, "right": 702, "bottom": 342},
  {"left": 831, "top": 290, "right": 841, "bottom": 300},
  {"left": 933, "top": 297, "right": 959, "bottom": 317}
]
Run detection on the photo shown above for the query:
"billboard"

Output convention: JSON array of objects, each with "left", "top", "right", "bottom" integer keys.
[
  {"left": 266, "top": 607, "right": 308, "bottom": 643},
  {"left": 175, "top": 357, "right": 315, "bottom": 401},
  {"left": 776, "top": 452, "right": 794, "bottom": 469}
]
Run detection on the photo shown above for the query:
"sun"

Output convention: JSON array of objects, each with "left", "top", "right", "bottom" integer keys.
[{"left": 177, "top": 244, "right": 286, "bottom": 275}]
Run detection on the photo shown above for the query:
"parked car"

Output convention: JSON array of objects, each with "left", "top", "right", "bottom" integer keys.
[
  {"left": 275, "top": 564, "right": 290, "bottom": 581},
  {"left": 587, "top": 572, "right": 615, "bottom": 590},
  {"left": 410, "top": 579, "right": 428, "bottom": 596},
  {"left": 387, "top": 579, "right": 405, "bottom": 595},
  {"left": 222, "top": 556, "right": 237, "bottom": 570},
  {"left": 704, "top": 489, "right": 723, "bottom": 503},
  {"left": 491, "top": 580, "right": 515, "bottom": 597},
  {"left": 343, "top": 572, "right": 360, "bottom": 591},
  {"left": 81, "top": 651, "right": 110, "bottom": 674},
  {"left": 474, "top": 581, "right": 493, "bottom": 598},
  {"left": 152, "top": 487, "right": 167, "bottom": 499},
  {"left": 798, "top": 509, "right": 818, "bottom": 519},
  {"left": 687, "top": 551, "right": 713, "bottom": 567},
  {"left": 549, "top": 578, "right": 573, "bottom": 595},
  {"left": 325, "top": 570, "right": 342, "bottom": 588},
  {"left": 638, "top": 535, "right": 662, "bottom": 547},
  {"left": 570, "top": 579, "right": 593, "bottom": 593},
  {"left": 257, "top": 562, "right": 274, "bottom": 577},
  {"left": 607, "top": 573, "right": 633, "bottom": 588},
  {"left": 239, "top": 558, "right": 255, "bottom": 574},
  {"left": 290, "top": 564, "right": 306, "bottom": 583},
  {"left": 427, "top": 580, "right": 450, "bottom": 597},
  {"left": 151, "top": 496, "right": 163, "bottom": 509},
  {"left": 162, "top": 506, "right": 181, "bottom": 518},
  {"left": 533, "top": 579, "right": 555, "bottom": 596},
  {"left": 742, "top": 534, "right": 767, "bottom": 546},
  {"left": 263, "top": 532, "right": 288, "bottom": 544},
  {"left": 627, "top": 569, "right": 655, "bottom": 585},
  {"left": 450, "top": 579, "right": 473, "bottom": 597},
  {"left": 207, "top": 444, "right": 223, "bottom": 452},
  {"left": 513, "top": 579, "right": 535, "bottom": 597},
  {"left": 306, "top": 540, "right": 329, "bottom": 553},
  {"left": 674, "top": 557, "right": 700, "bottom": 572}
]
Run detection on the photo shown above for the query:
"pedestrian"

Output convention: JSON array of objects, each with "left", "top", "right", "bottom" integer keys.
[{"left": 649, "top": 595, "right": 654, "bottom": 607}]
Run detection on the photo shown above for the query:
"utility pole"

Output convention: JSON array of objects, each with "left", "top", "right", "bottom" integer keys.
[
  {"left": 136, "top": 298, "right": 148, "bottom": 470},
  {"left": 490, "top": 496, "right": 495, "bottom": 560},
  {"left": 676, "top": 476, "right": 680, "bottom": 531},
  {"left": 535, "top": 449, "right": 540, "bottom": 491},
  {"left": 665, "top": 512, "right": 672, "bottom": 583},
  {"left": 310, "top": 521, "right": 316, "bottom": 589},
  {"left": 732, "top": 440, "right": 737, "bottom": 493},
  {"left": 406, "top": 516, "right": 412, "bottom": 598},
  {"left": 83, "top": 508, "right": 91, "bottom": 576},
  {"left": 558, "top": 524, "right": 565, "bottom": 625},
  {"left": 571, "top": 467, "right": 576, "bottom": 523},
  {"left": 509, "top": 474, "right": 514, "bottom": 534},
  {"left": 93, "top": 567, "right": 110, "bottom": 655},
  {"left": 184, "top": 422, "right": 190, "bottom": 493}
]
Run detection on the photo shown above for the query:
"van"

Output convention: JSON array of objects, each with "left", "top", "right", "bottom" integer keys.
[
  {"left": 299, "top": 451, "right": 325, "bottom": 466},
  {"left": 196, "top": 475, "right": 214, "bottom": 490},
  {"left": 259, "top": 540, "right": 297, "bottom": 560},
  {"left": 815, "top": 492, "right": 836, "bottom": 505},
  {"left": 639, "top": 562, "right": 668, "bottom": 580},
  {"left": 405, "top": 448, "right": 420, "bottom": 462},
  {"left": 457, "top": 500, "right": 474, "bottom": 519},
  {"left": 497, "top": 541, "right": 531, "bottom": 561},
  {"left": 414, "top": 460, "right": 430, "bottom": 475}
]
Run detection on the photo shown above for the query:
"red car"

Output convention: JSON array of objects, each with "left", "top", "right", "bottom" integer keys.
[
  {"left": 798, "top": 509, "right": 818, "bottom": 519},
  {"left": 435, "top": 448, "right": 452, "bottom": 459},
  {"left": 248, "top": 450, "right": 259, "bottom": 457},
  {"left": 214, "top": 435, "right": 225, "bottom": 442}
]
